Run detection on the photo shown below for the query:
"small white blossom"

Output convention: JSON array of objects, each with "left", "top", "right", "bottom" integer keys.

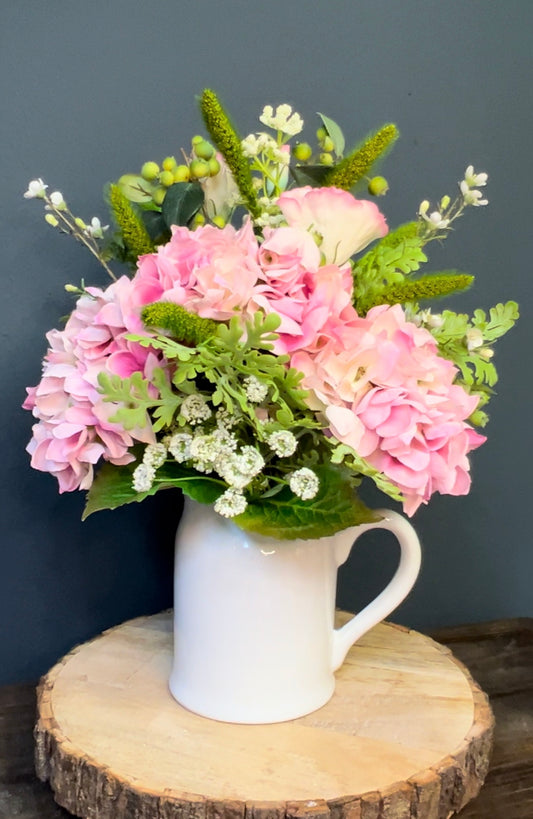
[
  {"left": 214, "top": 487, "right": 248, "bottom": 518},
  {"left": 289, "top": 468, "right": 320, "bottom": 500},
  {"left": 243, "top": 375, "right": 269, "bottom": 403},
  {"left": 479, "top": 346, "right": 494, "bottom": 361},
  {"left": 466, "top": 327, "right": 484, "bottom": 351},
  {"left": 180, "top": 394, "right": 212, "bottom": 424},
  {"left": 84, "top": 216, "right": 109, "bottom": 239},
  {"left": 416, "top": 309, "right": 444, "bottom": 329},
  {"left": 49, "top": 191, "right": 66, "bottom": 210},
  {"left": 132, "top": 463, "right": 156, "bottom": 493},
  {"left": 259, "top": 104, "right": 304, "bottom": 136},
  {"left": 420, "top": 208, "right": 450, "bottom": 230},
  {"left": 266, "top": 430, "right": 298, "bottom": 457},
  {"left": 464, "top": 165, "right": 488, "bottom": 188},
  {"left": 24, "top": 178, "right": 48, "bottom": 199},
  {"left": 143, "top": 442, "right": 167, "bottom": 469},
  {"left": 168, "top": 432, "right": 193, "bottom": 462},
  {"left": 460, "top": 181, "right": 488, "bottom": 207}
]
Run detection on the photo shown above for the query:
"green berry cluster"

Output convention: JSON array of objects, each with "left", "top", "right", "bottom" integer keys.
[
  {"left": 290, "top": 126, "right": 335, "bottom": 167},
  {"left": 116, "top": 137, "right": 220, "bottom": 210},
  {"left": 291, "top": 124, "right": 390, "bottom": 197}
]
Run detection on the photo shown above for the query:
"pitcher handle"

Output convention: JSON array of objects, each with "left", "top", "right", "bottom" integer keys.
[{"left": 331, "top": 508, "right": 421, "bottom": 671}]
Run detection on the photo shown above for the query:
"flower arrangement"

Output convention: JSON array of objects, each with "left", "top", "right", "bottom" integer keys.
[{"left": 23, "top": 90, "right": 518, "bottom": 538}]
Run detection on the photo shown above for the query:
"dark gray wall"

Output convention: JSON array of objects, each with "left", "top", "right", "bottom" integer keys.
[{"left": 1, "top": 1, "right": 531, "bottom": 684}]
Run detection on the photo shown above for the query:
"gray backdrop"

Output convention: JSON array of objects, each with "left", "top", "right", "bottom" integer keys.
[{"left": 1, "top": 0, "right": 530, "bottom": 685}]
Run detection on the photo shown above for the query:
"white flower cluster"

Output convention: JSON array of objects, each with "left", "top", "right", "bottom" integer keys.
[
  {"left": 243, "top": 375, "right": 269, "bottom": 403},
  {"left": 460, "top": 165, "right": 488, "bottom": 207},
  {"left": 180, "top": 393, "right": 212, "bottom": 424},
  {"left": 259, "top": 104, "right": 304, "bottom": 136},
  {"left": 289, "top": 468, "right": 320, "bottom": 500},
  {"left": 214, "top": 487, "right": 248, "bottom": 518},
  {"left": 418, "top": 165, "right": 489, "bottom": 235},
  {"left": 131, "top": 388, "right": 317, "bottom": 518},
  {"left": 242, "top": 133, "right": 289, "bottom": 165},
  {"left": 266, "top": 430, "right": 297, "bottom": 457},
  {"left": 132, "top": 442, "right": 169, "bottom": 493}
]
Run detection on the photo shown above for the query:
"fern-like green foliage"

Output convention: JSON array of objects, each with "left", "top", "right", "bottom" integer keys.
[
  {"left": 353, "top": 222, "right": 428, "bottom": 311},
  {"left": 108, "top": 184, "right": 155, "bottom": 264},
  {"left": 200, "top": 89, "right": 260, "bottom": 218},
  {"left": 429, "top": 301, "right": 519, "bottom": 425},
  {"left": 356, "top": 272, "right": 474, "bottom": 314},
  {"left": 142, "top": 302, "right": 218, "bottom": 346},
  {"left": 324, "top": 124, "right": 399, "bottom": 190}
]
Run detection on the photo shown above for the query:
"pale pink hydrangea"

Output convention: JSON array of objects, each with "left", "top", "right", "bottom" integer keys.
[
  {"left": 24, "top": 276, "right": 160, "bottom": 493},
  {"left": 291, "top": 304, "right": 486, "bottom": 515},
  {"left": 134, "top": 218, "right": 262, "bottom": 320},
  {"left": 277, "top": 186, "right": 388, "bottom": 265},
  {"left": 249, "top": 225, "right": 357, "bottom": 353}
]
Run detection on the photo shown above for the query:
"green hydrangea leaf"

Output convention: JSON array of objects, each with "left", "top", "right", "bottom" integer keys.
[
  {"left": 82, "top": 459, "right": 224, "bottom": 519},
  {"left": 234, "top": 464, "right": 379, "bottom": 540}
]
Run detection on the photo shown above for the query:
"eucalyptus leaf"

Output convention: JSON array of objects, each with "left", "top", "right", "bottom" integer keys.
[
  {"left": 317, "top": 112, "right": 346, "bottom": 157},
  {"left": 162, "top": 182, "right": 204, "bottom": 228}
]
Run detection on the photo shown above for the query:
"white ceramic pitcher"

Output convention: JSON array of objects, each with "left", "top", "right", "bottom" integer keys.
[{"left": 169, "top": 497, "right": 421, "bottom": 724}]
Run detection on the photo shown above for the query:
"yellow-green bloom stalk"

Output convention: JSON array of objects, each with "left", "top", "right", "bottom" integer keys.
[
  {"left": 109, "top": 184, "right": 155, "bottom": 261},
  {"left": 355, "top": 272, "right": 474, "bottom": 315},
  {"left": 325, "top": 124, "right": 399, "bottom": 190},
  {"left": 142, "top": 302, "right": 218, "bottom": 346},
  {"left": 200, "top": 89, "right": 261, "bottom": 219}
]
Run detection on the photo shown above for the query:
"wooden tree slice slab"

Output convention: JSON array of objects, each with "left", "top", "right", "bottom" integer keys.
[{"left": 35, "top": 611, "right": 493, "bottom": 819}]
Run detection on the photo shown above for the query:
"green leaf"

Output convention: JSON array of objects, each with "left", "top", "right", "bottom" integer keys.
[
  {"left": 82, "top": 459, "right": 224, "bottom": 519},
  {"left": 161, "top": 182, "right": 204, "bottom": 228},
  {"left": 116, "top": 174, "right": 155, "bottom": 204},
  {"left": 473, "top": 301, "right": 519, "bottom": 341},
  {"left": 289, "top": 164, "right": 331, "bottom": 188},
  {"left": 234, "top": 465, "right": 379, "bottom": 540},
  {"left": 317, "top": 112, "right": 345, "bottom": 157}
]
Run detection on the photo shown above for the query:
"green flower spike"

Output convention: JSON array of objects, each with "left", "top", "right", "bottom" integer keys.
[
  {"left": 199, "top": 89, "right": 261, "bottom": 219},
  {"left": 109, "top": 184, "right": 155, "bottom": 262},
  {"left": 355, "top": 272, "right": 474, "bottom": 315},
  {"left": 142, "top": 302, "right": 218, "bottom": 346},
  {"left": 324, "top": 124, "right": 399, "bottom": 190}
]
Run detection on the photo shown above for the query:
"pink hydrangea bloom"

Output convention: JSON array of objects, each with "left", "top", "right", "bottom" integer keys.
[
  {"left": 24, "top": 276, "right": 160, "bottom": 493},
  {"left": 134, "top": 218, "right": 262, "bottom": 320},
  {"left": 291, "top": 304, "right": 486, "bottom": 515},
  {"left": 249, "top": 226, "right": 357, "bottom": 353},
  {"left": 277, "top": 186, "right": 388, "bottom": 265}
]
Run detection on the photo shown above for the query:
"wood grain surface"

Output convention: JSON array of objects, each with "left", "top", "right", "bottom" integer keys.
[
  {"left": 33, "top": 612, "right": 492, "bottom": 818},
  {"left": 1, "top": 617, "right": 531, "bottom": 819}
]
